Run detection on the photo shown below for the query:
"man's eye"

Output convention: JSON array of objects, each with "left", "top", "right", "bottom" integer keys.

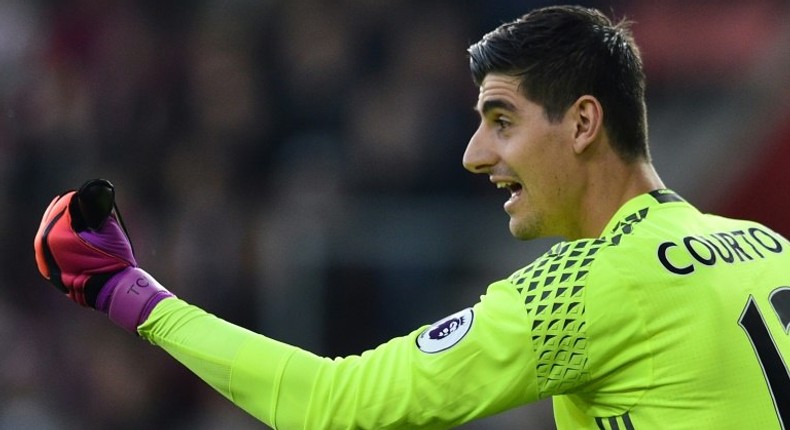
[{"left": 494, "top": 117, "right": 510, "bottom": 130}]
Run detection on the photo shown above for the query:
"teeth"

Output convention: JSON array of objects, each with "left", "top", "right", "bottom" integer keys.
[{"left": 496, "top": 182, "right": 514, "bottom": 189}]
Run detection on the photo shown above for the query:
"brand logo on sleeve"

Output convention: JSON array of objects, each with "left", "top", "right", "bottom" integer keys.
[{"left": 416, "top": 308, "right": 474, "bottom": 353}]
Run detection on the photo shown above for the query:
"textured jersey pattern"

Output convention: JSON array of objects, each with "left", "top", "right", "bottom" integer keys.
[{"left": 508, "top": 207, "right": 649, "bottom": 397}]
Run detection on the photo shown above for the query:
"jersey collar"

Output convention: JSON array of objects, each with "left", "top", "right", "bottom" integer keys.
[{"left": 600, "top": 189, "right": 686, "bottom": 237}]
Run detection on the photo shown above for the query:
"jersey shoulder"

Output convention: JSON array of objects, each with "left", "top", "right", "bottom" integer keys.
[
  {"left": 503, "top": 216, "right": 647, "bottom": 396},
  {"left": 501, "top": 196, "right": 679, "bottom": 397}
]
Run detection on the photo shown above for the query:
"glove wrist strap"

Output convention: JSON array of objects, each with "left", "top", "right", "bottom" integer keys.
[{"left": 96, "top": 267, "right": 174, "bottom": 333}]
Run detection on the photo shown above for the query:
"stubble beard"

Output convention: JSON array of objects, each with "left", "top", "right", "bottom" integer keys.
[{"left": 509, "top": 210, "right": 545, "bottom": 241}]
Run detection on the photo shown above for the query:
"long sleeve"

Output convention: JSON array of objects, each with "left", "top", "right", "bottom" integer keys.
[
  {"left": 137, "top": 280, "right": 542, "bottom": 429},
  {"left": 137, "top": 297, "right": 316, "bottom": 427}
]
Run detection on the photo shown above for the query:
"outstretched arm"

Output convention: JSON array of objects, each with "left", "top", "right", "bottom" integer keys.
[
  {"left": 34, "top": 180, "right": 541, "bottom": 429},
  {"left": 139, "top": 278, "right": 539, "bottom": 429}
]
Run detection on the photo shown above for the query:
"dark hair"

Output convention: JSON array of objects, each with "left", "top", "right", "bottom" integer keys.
[{"left": 468, "top": 6, "right": 649, "bottom": 162}]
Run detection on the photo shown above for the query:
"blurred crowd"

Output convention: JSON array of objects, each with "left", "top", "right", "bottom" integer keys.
[{"left": 1, "top": 0, "right": 788, "bottom": 429}]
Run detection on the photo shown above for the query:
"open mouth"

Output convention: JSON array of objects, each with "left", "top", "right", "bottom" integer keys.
[{"left": 496, "top": 181, "right": 523, "bottom": 206}]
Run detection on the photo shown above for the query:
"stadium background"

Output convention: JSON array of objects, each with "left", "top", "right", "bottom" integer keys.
[{"left": 1, "top": 0, "right": 788, "bottom": 428}]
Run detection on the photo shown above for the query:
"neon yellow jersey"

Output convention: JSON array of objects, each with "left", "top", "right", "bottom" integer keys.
[{"left": 139, "top": 190, "right": 790, "bottom": 429}]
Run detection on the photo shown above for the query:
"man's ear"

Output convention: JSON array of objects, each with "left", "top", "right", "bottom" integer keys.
[{"left": 571, "top": 95, "right": 603, "bottom": 154}]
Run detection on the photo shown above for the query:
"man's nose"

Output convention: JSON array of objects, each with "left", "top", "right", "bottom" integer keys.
[{"left": 462, "top": 126, "right": 496, "bottom": 174}]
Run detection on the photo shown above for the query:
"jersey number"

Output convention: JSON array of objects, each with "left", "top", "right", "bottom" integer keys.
[{"left": 738, "top": 288, "right": 790, "bottom": 429}]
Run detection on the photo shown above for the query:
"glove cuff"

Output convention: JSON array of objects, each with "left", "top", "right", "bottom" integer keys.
[{"left": 96, "top": 267, "right": 174, "bottom": 333}]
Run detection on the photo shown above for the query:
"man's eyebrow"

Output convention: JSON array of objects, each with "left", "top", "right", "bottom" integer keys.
[{"left": 474, "top": 99, "right": 518, "bottom": 116}]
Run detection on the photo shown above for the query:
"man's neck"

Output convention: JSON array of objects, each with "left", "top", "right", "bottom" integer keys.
[{"left": 574, "top": 161, "right": 665, "bottom": 240}]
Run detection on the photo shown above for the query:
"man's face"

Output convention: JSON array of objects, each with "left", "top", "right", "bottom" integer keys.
[{"left": 463, "top": 73, "right": 578, "bottom": 240}]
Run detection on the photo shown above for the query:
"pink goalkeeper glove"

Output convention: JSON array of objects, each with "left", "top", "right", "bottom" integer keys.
[{"left": 34, "top": 179, "right": 173, "bottom": 333}]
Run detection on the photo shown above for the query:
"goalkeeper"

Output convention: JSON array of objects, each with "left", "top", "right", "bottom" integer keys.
[{"left": 34, "top": 5, "right": 790, "bottom": 430}]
